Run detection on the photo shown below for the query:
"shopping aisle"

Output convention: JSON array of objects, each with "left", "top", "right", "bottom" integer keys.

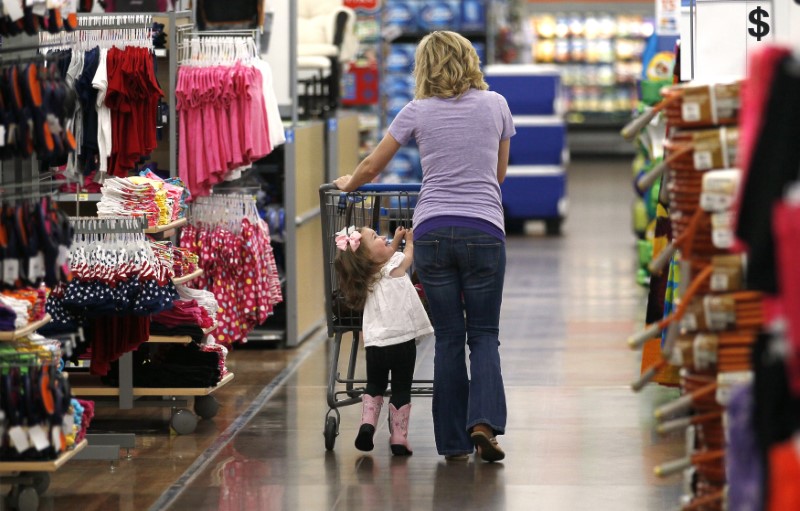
[{"left": 141, "top": 157, "right": 682, "bottom": 510}]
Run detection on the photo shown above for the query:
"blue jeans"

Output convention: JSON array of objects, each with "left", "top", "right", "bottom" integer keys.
[{"left": 414, "top": 227, "right": 507, "bottom": 455}]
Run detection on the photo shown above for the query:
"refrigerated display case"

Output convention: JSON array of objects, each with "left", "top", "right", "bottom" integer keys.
[{"left": 529, "top": 11, "right": 654, "bottom": 128}]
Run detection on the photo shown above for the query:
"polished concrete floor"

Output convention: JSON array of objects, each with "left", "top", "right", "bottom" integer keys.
[{"left": 29, "top": 158, "right": 684, "bottom": 510}]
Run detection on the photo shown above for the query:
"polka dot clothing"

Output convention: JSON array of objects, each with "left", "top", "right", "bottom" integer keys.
[{"left": 180, "top": 217, "right": 283, "bottom": 346}]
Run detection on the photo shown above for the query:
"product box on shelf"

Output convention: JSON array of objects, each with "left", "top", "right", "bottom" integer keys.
[
  {"left": 460, "top": 0, "right": 486, "bottom": 32},
  {"left": 386, "top": 44, "right": 417, "bottom": 74},
  {"left": 508, "top": 116, "right": 567, "bottom": 166},
  {"left": 385, "top": 147, "right": 422, "bottom": 181},
  {"left": 384, "top": 74, "right": 416, "bottom": 96},
  {"left": 484, "top": 64, "right": 562, "bottom": 116},
  {"left": 473, "top": 42, "right": 486, "bottom": 66},
  {"left": 387, "top": 91, "right": 414, "bottom": 118},
  {"left": 417, "top": 1, "right": 460, "bottom": 32},
  {"left": 385, "top": 1, "right": 418, "bottom": 33},
  {"left": 342, "top": 62, "right": 379, "bottom": 106}
]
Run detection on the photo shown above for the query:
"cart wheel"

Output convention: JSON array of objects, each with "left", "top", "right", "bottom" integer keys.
[
  {"left": 324, "top": 416, "right": 338, "bottom": 451},
  {"left": 16, "top": 486, "right": 38, "bottom": 511},
  {"left": 23, "top": 472, "right": 49, "bottom": 495},
  {"left": 545, "top": 218, "right": 562, "bottom": 236},
  {"left": 194, "top": 395, "right": 220, "bottom": 420},
  {"left": 171, "top": 409, "right": 198, "bottom": 435}
]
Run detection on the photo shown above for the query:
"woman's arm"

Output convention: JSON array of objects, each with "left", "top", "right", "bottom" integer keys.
[
  {"left": 334, "top": 133, "right": 402, "bottom": 192},
  {"left": 497, "top": 138, "right": 510, "bottom": 184}
]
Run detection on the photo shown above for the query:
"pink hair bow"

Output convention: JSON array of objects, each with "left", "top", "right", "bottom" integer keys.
[{"left": 335, "top": 226, "right": 362, "bottom": 251}]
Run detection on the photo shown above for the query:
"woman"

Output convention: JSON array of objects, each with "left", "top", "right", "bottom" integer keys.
[{"left": 333, "top": 30, "right": 514, "bottom": 462}]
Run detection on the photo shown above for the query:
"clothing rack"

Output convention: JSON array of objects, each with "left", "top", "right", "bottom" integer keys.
[
  {"left": 70, "top": 216, "right": 149, "bottom": 234},
  {"left": 177, "top": 29, "right": 260, "bottom": 65}
]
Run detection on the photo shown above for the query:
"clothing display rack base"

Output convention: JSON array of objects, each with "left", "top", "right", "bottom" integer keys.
[
  {"left": 70, "top": 373, "right": 234, "bottom": 435},
  {"left": 0, "top": 440, "right": 87, "bottom": 511}
]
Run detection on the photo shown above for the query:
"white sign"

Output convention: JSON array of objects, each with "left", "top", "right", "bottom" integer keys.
[
  {"left": 693, "top": 0, "right": 773, "bottom": 80},
  {"left": 656, "top": 0, "right": 681, "bottom": 35}
]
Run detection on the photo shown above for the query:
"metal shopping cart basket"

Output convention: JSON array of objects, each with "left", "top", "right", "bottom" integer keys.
[{"left": 319, "top": 183, "right": 433, "bottom": 450}]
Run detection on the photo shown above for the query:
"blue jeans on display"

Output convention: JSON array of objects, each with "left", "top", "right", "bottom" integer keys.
[{"left": 414, "top": 227, "right": 507, "bottom": 455}]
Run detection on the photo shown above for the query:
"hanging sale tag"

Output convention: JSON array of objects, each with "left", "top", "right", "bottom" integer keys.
[{"left": 694, "top": 0, "right": 773, "bottom": 80}]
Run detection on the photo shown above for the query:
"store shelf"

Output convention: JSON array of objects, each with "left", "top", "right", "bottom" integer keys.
[
  {"left": 144, "top": 218, "right": 187, "bottom": 234},
  {"left": 0, "top": 315, "right": 52, "bottom": 341},
  {"left": 70, "top": 372, "right": 235, "bottom": 397},
  {"left": 147, "top": 335, "right": 192, "bottom": 344},
  {"left": 172, "top": 269, "right": 203, "bottom": 285},
  {"left": 54, "top": 193, "right": 102, "bottom": 202},
  {"left": 147, "top": 325, "right": 216, "bottom": 343},
  {"left": 391, "top": 30, "right": 486, "bottom": 43},
  {"left": 0, "top": 440, "right": 87, "bottom": 473}
]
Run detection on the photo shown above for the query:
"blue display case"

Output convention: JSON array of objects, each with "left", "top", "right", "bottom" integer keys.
[{"left": 485, "top": 65, "right": 568, "bottom": 235}]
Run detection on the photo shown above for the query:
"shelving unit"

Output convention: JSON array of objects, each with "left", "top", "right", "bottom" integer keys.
[
  {"left": 70, "top": 372, "right": 234, "bottom": 398},
  {"left": 0, "top": 315, "right": 52, "bottom": 341},
  {"left": 144, "top": 217, "right": 188, "bottom": 235},
  {"left": 67, "top": 258, "right": 228, "bottom": 435},
  {"left": 0, "top": 440, "right": 88, "bottom": 511},
  {"left": 172, "top": 268, "right": 203, "bottom": 285}
]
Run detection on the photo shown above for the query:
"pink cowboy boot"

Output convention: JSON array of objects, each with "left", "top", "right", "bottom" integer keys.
[
  {"left": 388, "top": 403, "right": 413, "bottom": 456},
  {"left": 355, "top": 394, "right": 383, "bottom": 451}
]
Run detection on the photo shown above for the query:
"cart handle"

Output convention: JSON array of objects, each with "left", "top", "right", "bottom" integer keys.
[{"left": 320, "top": 183, "right": 421, "bottom": 193}]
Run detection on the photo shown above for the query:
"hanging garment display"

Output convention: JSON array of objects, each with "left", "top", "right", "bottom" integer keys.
[
  {"left": 43, "top": 217, "right": 179, "bottom": 375},
  {"left": 0, "top": 338, "right": 75, "bottom": 461},
  {"left": 176, "top": 35, "right": 284, "bottom": 199},
  {"left": 39, "top": 19, "right": 162, "bottom": 186},
  {"left": 0, "top": 57, "right": 77, "bottom": 166},
  {"left": 180, "top": 194, "right": 283, "bottom": 345}
]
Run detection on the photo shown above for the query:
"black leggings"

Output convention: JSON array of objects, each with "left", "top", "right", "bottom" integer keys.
[{"left": 365, "top": 339, "right": 416, "bottom": 408}]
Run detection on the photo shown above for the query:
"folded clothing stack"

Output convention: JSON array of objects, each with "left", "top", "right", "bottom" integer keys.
[
  {"left": 151, "top": 299, "right": 215, "bottom": 330},
  {"left": 97, "top": 177, "right": 161, "bottom": 227},
  {"left": 175, "top": 284, "right": 219, "bottom": 323},
  {"left": 0, "top": 288, "right": 49, "bottom": 331}
]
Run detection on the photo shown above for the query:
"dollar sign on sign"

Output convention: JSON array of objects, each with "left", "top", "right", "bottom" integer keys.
[{"left": 748, "top": 6, "right": 770, "bottom": 41}]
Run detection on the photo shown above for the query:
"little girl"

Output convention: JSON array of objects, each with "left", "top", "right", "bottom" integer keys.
[{"left": 333, "top": 224, "right": 433, "bottom": 455}]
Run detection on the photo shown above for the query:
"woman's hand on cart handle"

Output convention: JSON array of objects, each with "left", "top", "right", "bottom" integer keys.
[{"left": 333, "top": 174, "right": 353, "bottom": 192}]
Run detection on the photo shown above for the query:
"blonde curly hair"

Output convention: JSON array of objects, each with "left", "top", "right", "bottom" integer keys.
[{"left": 413, "top": 30, "right": 488, "bottom": 100}]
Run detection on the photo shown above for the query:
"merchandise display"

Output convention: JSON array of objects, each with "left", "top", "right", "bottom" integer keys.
[
  {"left": 626, "top": 76, "right": 748, "bottom": 509},
  {"left": 379, "top": 0, "right": 487, "bottom": 183},
  {"left": 176, "top": 35, "right": 284, "bottom": 199},
  {"left": 530, "top": 11, "right": 654, "bottom": 125},
  {"left": 179, "top": 194, "right": 283, "bottom": 346},
  {"left": 40, "top": 30, "right": 164, "bottom": 189}
]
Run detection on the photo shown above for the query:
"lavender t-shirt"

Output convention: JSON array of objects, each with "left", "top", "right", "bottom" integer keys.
[{"left": 388, "top": 89, "right": 516, "bottom": 237}]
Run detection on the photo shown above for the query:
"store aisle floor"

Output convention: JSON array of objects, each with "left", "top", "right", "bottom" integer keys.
[
  {"left": 40, "top": 158, "right": 685, "bottom": 511},
  {"left": 161, "top": 158, "right": 684, "bottom": 510}
]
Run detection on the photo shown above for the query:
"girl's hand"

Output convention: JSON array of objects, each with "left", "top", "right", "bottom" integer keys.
[
  {"left": 404, "top": 227, "right": 414, "bottom": 241},
  {"left": 394, "top": 226, "right": 406, "bottom": 239}
]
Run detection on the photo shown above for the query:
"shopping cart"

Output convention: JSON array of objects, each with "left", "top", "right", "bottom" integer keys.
[{"left": 319, "top": 183, "right": 433, "bottom": 450}]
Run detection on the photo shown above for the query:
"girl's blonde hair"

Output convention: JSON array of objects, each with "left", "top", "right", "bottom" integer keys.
[
  {"left": 413, "top": 30, "right": 488, "bottom": 99},
  {"left": 333, "top": 227, "right": 381, "bottom": 310}
]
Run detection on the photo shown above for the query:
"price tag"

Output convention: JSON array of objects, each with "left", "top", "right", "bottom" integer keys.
[
  {"left": 693, "top": 151, "right": 713, "bottom": 171},
  {"left": 6, "top": 0, "right": 25, "bottom": 22},
  {"left": 63, "top": 413, "right": 75, "bottom": 434},
  {"left": 32, "top": 1, "right": 47, "bottom": 16},
  {"left": 28, "top": 424, "right": 51, "bottom": 452},
  {"left": 51, "top": 425, "right": 63, "bottom": 452},
  {"left": 29, "top": 251, "right": 46, "bottom": 280},
  {"left": 681, "top": 102, "right": 702, "bottom": 122},
  {"left": 693, "top": 334, "right": 719, "bottom": 370},
  {"left": 8, "top": 426, "right": 31, "bottom": 453},
  {"left": 3, "top": 259, "right": 19, "bottom": 286}
]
